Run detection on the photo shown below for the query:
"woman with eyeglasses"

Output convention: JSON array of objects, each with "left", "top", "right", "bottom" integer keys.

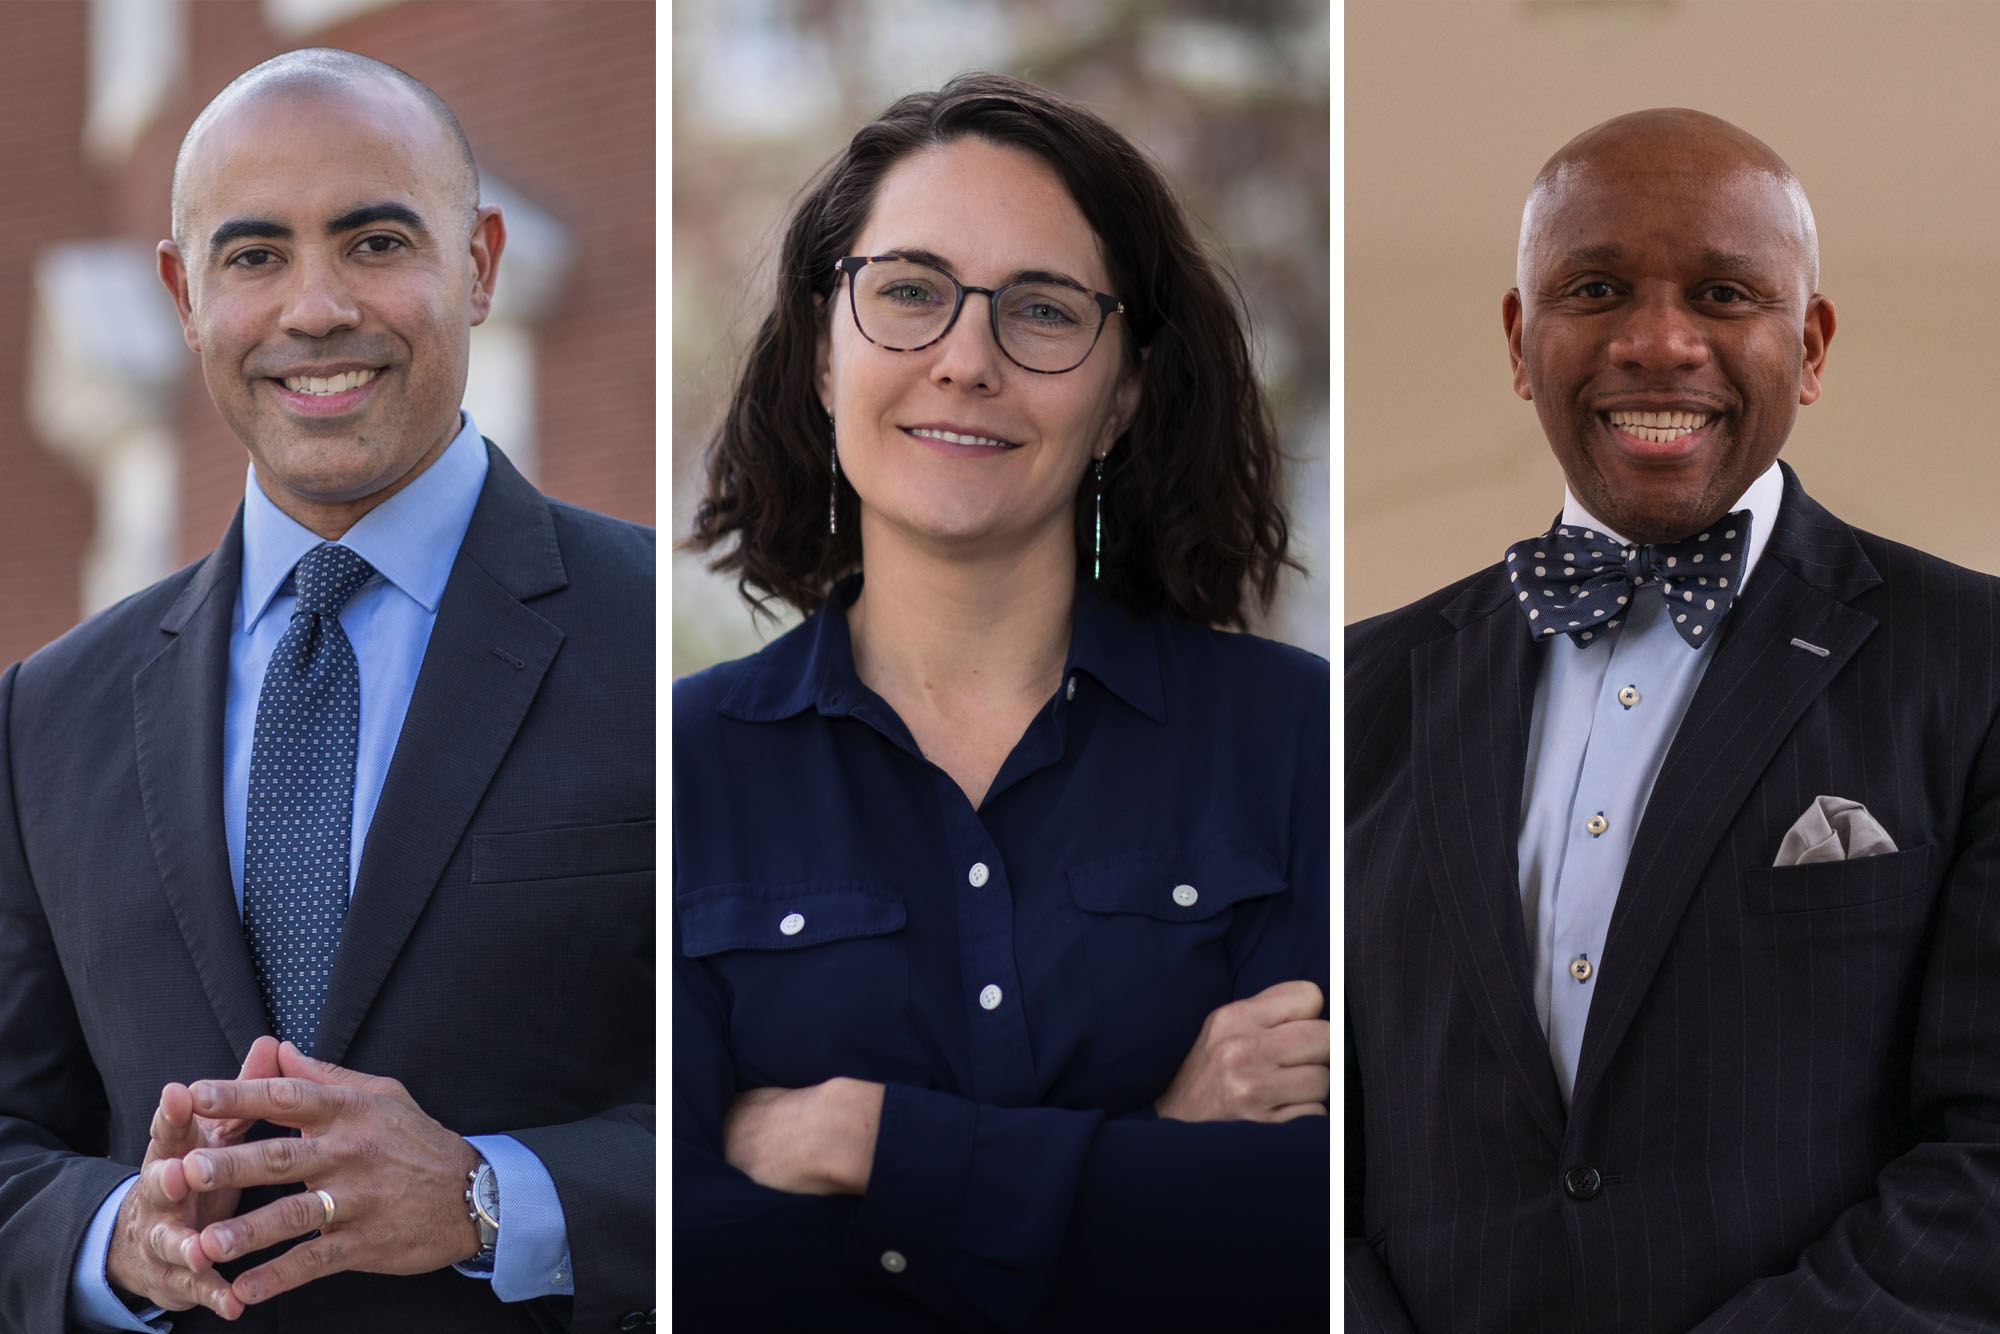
[{"left": 675, "top": 73, "right": 1327, "bottom": 1330}]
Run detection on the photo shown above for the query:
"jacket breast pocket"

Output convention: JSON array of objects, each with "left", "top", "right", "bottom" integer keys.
[
  {"left": 678, "top": 881, "right": 912, "bottom": 1086},
  {"left": 1739, "top": 842, "right": 1934, "bottom": 915},
  {"left": 470, "top": 818, "right": 654, "bottom": 885}
]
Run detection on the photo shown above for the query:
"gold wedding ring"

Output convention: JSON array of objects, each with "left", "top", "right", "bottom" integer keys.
[{"left": 314, "top": 1187, "right": 337, "bottom": 1229}]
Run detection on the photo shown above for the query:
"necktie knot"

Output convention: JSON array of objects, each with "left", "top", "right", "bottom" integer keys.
[
  {"left": 294, "top": 544, "right": 375, "bottom": 618},
  {"left": 1504, "top": 513, "right": 1751, "bottom": 648}
]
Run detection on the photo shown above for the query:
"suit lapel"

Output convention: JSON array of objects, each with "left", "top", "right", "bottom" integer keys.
[
  {"left": 1412, "top": 573, "right": 1567, "bottom": 1146},
  {"left": 132, "top": 511, "right": 273, "bottom": 1056},
  {"left": 1571, "top": 468, "right": 1881, "bottom": 1111},
  {"left": 313, "top": 447, "right": 567, "bottom": 1064}
]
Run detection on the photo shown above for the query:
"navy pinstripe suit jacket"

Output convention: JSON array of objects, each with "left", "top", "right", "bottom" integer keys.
[{"left": 1346, "top": 465, "right": 2000, "bottom": 1332}]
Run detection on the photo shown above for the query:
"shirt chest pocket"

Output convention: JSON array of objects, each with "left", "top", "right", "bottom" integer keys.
[
  {"left": 1057, "top": 848, "right": 1290, "bottom": 1093},
  {"left": 1066, "top": 848, "right": 1287, "bottom": 929},
  {"left": 678, "top": 881, "right": 915, "bottom": 1087}
]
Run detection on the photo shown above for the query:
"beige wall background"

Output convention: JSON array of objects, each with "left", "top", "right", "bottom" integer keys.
[{"left": 1348, "top": 0, "right": 2000, "bottom": 623}]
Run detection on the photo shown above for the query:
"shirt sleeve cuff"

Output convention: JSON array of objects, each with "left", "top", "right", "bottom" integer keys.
[
  {"left": 71, "top": 1176, "right": 169, "bottom": 1332},
  {"left": 855, "top": 1084, "right": 1100, "bottom": 1328},
  {"left": 455, "top": 1133, "right": 574, "bottom": 1301}
]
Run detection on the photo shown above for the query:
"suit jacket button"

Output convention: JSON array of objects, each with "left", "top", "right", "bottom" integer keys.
[
  {"left": 618, "top": 1311, "right": 655, "bottom": 1331},
  {"left": 1563, "top": 1165, "right": 1602, "bottom": 1200}
]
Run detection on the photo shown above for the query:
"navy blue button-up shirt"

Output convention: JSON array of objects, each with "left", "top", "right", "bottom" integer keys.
[{"left": 674, "top": 578, "right": 1330, "bottom": 1331}]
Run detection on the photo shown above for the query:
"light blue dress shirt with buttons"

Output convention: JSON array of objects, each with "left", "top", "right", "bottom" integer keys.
[
  {"left": 1517, "top": 462, "right": 1782, "bottom": 1106},
  {"left": 72, "top": 416, "right": 574, "bottom": 1329}
]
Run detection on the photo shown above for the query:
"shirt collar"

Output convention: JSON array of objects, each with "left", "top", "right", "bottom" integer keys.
[
  {"left": 1063, "top": 577, "right": 1166, "bottom": 722},
  {"left": 717, "top": 575, "right": 1167, "bottom": 725},
  {"left": 239, "top": 412, "right": 489, "bottom": 632},
  {"left": 1560, "top": 459, "right": 1784, "bottom": 598}
]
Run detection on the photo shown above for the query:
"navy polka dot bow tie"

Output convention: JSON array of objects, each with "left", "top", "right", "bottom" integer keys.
[
  {"left": 243, "top": 542, "right": 376, "bottom": 1053},
  {"left": 1504, "top": 512, "right": 1751, "bottom": 648}
]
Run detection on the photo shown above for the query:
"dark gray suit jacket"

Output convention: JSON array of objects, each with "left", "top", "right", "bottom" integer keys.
[
  {"left": 0, "top": 445, "right": 655, "bottom": 1333},
  {"left": 1346, "top": 466, "right": 2000, "bottom": 1332}
]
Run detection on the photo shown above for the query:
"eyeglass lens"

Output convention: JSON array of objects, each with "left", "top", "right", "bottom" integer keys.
[{"left": 851, "top": 259, "right": 1104, "bottom": 373}]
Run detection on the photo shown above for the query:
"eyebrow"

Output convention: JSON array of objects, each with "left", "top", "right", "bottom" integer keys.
[
  {"left": 1693, "top": 249, "right": 1763, "bottom": 276},
  {"left": 207, "top": 202, "right": 431, "bottom": 262},
  {"left": 1554, "top": 243, "right": 1768, "bottom": 277},
  {"left": 882, "top": 246, "right": 1090, "bottom": 291}
]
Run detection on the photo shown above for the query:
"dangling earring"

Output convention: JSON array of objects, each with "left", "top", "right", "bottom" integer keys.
[
  {"left": 1092, "top": 455, "right": 1105, "bottom": 581},
  {"left": 827, "top": 413, "right": 839, "bottom": 537}
]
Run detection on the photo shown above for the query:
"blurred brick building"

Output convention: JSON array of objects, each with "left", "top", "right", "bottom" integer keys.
[{"left": 0, "top": 0, "right": 653, "bottom": 667}]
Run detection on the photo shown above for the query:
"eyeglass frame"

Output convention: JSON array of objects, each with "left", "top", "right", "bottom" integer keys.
[{"left": 831, "top": 254, "right": 1126, "bottom": 375}]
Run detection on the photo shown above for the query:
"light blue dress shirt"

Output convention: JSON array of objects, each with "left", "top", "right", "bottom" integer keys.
[
  {"left": 73, "top": 416, "right": 574, "bottom": 1329},
  {"left": 1517, "top": 462, "right": 1782, "bottom": 1106}
]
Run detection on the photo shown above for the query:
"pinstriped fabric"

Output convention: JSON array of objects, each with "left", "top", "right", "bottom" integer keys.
[{"left": 1348, "top": 467, "right": 2000, "bottom": 1332}]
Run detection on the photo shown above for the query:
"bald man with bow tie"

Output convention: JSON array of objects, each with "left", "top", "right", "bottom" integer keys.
[{"left": 1345, "top": 108, "right": 2000, "bottom": 1332}]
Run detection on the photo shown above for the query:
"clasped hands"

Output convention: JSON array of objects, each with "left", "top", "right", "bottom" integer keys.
[
  {"left": 106, "top": 1035, "right": 482, "bottom": 1321},
  {"left": 724, "top": 980, "right": 1329, "bottom": 1197}
]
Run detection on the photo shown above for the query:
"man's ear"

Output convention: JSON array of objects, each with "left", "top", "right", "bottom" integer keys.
[
  {"left": 1797, "top": 293, "right": 1835, "bottom": 406},
  {"left": 467, "top": 205, "right": 506, "bottom": 326},
  {"left": 1503, "top": 288, "right": 1531, "bottom": 401},
  {"left": 157, "top": 240, "right": 200, "bottom": 352}
]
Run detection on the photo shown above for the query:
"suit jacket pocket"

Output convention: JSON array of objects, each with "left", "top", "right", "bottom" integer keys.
[
  {"left": 1740, "top": 842, "right": 1933, "bottom": 915},
  {"left": 471, "top": 818, "right": 654, "bottom": 884}
]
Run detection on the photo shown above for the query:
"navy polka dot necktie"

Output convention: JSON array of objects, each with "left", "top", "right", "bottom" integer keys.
[
  {"left": 1504, "top": 511, "right": 1751, "bottom": 648},
  {"left": 243, "top": 542, "right": 375, "bottom": 1053}
]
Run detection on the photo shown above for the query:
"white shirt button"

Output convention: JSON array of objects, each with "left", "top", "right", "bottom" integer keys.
[
  {"left": 1585, "top": 812, "right": 1608, "bottom": 837},
  {"left": 1617, "top": 684, "right": 1641, "bottom": 709},
  {"left": 1171, "top": 884, "right": 1199, "bottom": 907},
  {"left": 968, "top": 862, "right": 990, "bottom": 888},
  {"left": 978, "top": 984, "right": 1003, "bottom": 1010},
  {"left": 779, "top": 913, "right": 805, "bottom": 936},
  {"left": 1570, "top": 956, "right": 1594, "bottom": 983},
  {"left": 1066, "top": 676, "right": 1076, "bottom": 701},
  {"left": 880, "top": 1249, "right": 907, "bottom": 1274}
]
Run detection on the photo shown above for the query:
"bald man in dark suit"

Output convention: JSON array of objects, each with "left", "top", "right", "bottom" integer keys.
[
  {"left": 1347, "top": 109, "right": 2000, "bottom": 1331},
  {"left": 0, "top": 50, "right": 652, "bottom": 1332}
]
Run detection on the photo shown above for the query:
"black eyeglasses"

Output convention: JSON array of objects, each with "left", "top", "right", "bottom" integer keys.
[{"left": 832, "top": 255, "right": 1124, "bottom": 375}]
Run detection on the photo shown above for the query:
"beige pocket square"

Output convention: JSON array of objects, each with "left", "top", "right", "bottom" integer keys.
[{"left": 1773, "top": 795, "right": 1898, "bottom": 867}]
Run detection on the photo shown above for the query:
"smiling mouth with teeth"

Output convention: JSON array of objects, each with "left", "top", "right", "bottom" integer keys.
[
  {"left": 1606, "top": 409, "right": 1714, "bottom": 443},
  {"left": 906, "top": 427, "right": 1018, "bottom": 449},
  {"left": 281, "top": 369, "right": 380, "bottom": 396}
]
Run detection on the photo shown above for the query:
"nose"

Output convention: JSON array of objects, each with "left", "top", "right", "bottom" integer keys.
[
  {"left": 927, "top": 292, "right": 1004, "bottom": 392},
  {"left": 1607, "top": 287, "right": 1708, "bottom": 373},
  {"left": 280, "top": 253, "right": 361, "bottom": 338}
]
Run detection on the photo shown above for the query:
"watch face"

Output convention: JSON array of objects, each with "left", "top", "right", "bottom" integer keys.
[{"left": 475, "top": 1165, "right": 500, "bottom": 1223}]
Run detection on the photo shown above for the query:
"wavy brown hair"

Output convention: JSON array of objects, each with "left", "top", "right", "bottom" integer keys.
[{"left": 688, "top": 72, "right": 1295, "bottom": 627}]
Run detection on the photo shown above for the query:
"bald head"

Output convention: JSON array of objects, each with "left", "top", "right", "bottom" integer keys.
[
  {"left": 171, "top": 48, "right": 478, "bottom": 249},
  {"left": 1501, "top": 107, "right": 1836, "bottom": 545},
  {"left": 1519, "top": 108, "right": 1818, "bottom": 296}
]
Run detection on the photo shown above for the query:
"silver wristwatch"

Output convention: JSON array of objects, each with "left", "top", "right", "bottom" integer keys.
[{"left": 466, "top": 1157, "right": 500, "bottom": 1264}]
